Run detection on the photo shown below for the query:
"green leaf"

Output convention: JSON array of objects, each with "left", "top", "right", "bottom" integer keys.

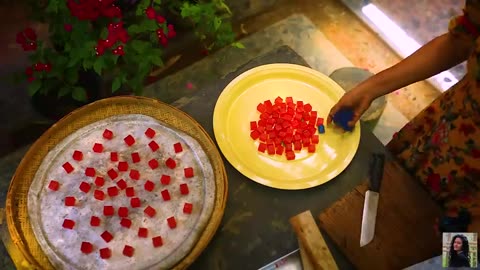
[
  {"left": 131, "top": 40, "right": 151, "bottom": 54},
  {"left": 58, "top": 86, "right": 71, "bottom": 97},
  {"left": 27, "top": 79, "right": 42, "bottom": 96},
  {"left": 213, "top": 17, "right": 222, "bottom": 31},
  {"left": 83, "top": 58, "right": 95, "bottom": 70},
  {"left": 112, "top": 76, "right": 122, "bottom": 93},
  {"left": 46, "top": 0, "right": 60, "bottom": 13},
  {"left": 136, "top": 0, "right": 150, "bottom": 16},
  {"left": 139, "top": 19, "right": 158, "bottom": 32},
  {"left": 127, "top": 24, "right": 141, "bottom": 35},
  {"left": 93, "top": 57, "right": 105, "bottom": 75},
  {"left": 100, "top": 28, "right": 109, "bottom": 39},
  {"left": 231, "top": 42, "right": 245, "bottom": 49},
  {"left": 149, "top": 54, "right": 163, "bottom": 67},
  {"left": 65, "top": 68, "right": 79, "bottom": 84},
  {"left": 72, "top": 87, "right": 87, "bottom": 102},
  {"left": 153, "top": 0, "right": 162, "bottom": 4}
]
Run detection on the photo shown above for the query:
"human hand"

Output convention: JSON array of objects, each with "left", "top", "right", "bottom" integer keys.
[{"left": 327, "top": 89, "right": 374, "bottom": 128}]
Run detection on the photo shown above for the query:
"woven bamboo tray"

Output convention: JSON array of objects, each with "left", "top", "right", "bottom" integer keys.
[{"left": 6, "top": 96, "right": 228, "bottom": 269}]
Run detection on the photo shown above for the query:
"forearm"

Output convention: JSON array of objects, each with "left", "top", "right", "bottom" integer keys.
[{"left": 356, "top": 33, "right": 473, "bottom": 98}]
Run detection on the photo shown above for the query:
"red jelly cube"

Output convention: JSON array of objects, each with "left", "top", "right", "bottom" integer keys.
[
  {"left": 129, "top": 169, "right": 140, "bottom": 180},
  {"left": 294, "top": 141, "right": 302, "bottom": 151},
  {"left": 144, "top": 206, "right": 156, "bottom": 217},
  {"left": 131, "top": 197, "right": 141, "bottom": 208},
  {"left": 118, "top": 161, "right": 128, "bottom": 172},
  {"left": 79, "top": 182, "right": 91, "bottom": 193},
  {"left": 63, "top": 219, "right": 75, "bottom": 229},
  {"left": 304, "top": 103, "right": 312, "bottom": 112},
  {"left": 93, "top": 143, "right": 103, "bottom": 153},
  {"left": 165, "top": 158, "right": 176, "bottom": 169},
  {"left": 276, "top": 146, "right": 284, "bottom": 155},
  {"left": 258, "top": 143, "right": 267, "bottom": 153},
  {"left": 124, "top": 135, "right": 135, "bottom": 146},
  {"left": 286, "top": 97, "right": 293, "bottom": 104},
  {"left": 118, "top": 207, "right": 129, "bottom": 218},
  {"left": 257, "top": 103, "right": 266, "bottom": 113},
  {"left": 94, "top": 190, "right": 105, "bottom": 201},
  {"left": 144, "top": 180, "right": 155, "bottom": 192},
  {"left": 311, "top": 134, "right": 319, "bottom": 144},
  {"left": 48, "top": 180, "right": 59, "bottom": 191},
  {"left": 117, "top": 179, "right": 127, "bottom": 190},
  {"left": 81, "top": 241, "right": 93, "bottom": 254},
  {"left": 308, "top": 144, "right": 316, "bottom": 153},
  {"left": 100, "top": 247, "right": 111, "bottom": 259},
  {"left": 95, "top": 176, "right": 105, "bottom": 187},
  {"left": 148, "top": 159, "right": 159, "bottom": 169},
  {"left": 250, "top": 130, "right": 261, "bottom": 140},
  {"left": 180, "top": 183, "right": 189, "bottom": 195},
  {"left": 250, "top": 121, "right": 258, "bottom": 131},
  {"left": 101, "top": 231, "right": 113, "bottom": 243},
  {"left": 173, "top": 142, "right": 183, "bottom": 153},
  {"left": 160, "top": 175, "right": 171, "bottom": 185},
  {"left": 103, "top": 129, "right": 113, "bottom": 140},
  {"left": 184, "top": 167, "right": 194, "bottom": 178},
  {"left": 85, "top": 167, "right": 95, "bottom": 177},
  {"left": 72, "top": 150, "right": 83, "bottom": 161},
  {"left": 110, "top": 152, "right": 118, "bottom": 162},
  {"left": 120, "top": 218, "right": 132, "bottom": 228},
  {"left": 145, "top": 128, "right": 156, "bottom": 138},
  {"left": 167, "top": 216, "right": 176, "bottom": 229},
  {"left": 161, "top": 189, "right": 171, "bottom": 201},
  {"left": 107, "top": 186, "right": 119, "bottom": 197},
  {"left": 259, "top": 133, "right": 268, "bottom": 142},
  {"left": 149, "top": 141, "right": 160, "bottom": 152},
  {"left": 267, "top": 145, "right": 275, "bottom": 155},
  {"left": 126, "top": 187, "right": 135, "bottom": 197},
  {"left": 123, "top": 245, "right": 134, "bottom": 257},
  {"left": 152, "top": 236, "right": 163, "bottom": 247},
  {"left": 183, "top": 203, "right": 193, "bottom": 214},
  {"left": 65, "top": 196, "right": 75, "bottom": 206},
  {"left": 131, "top": 153, "right": 140, "bottom": 164},
  {"left": 103, "top": 206, "right": 115, "bottom": 216},
  {"left": 316, "top": 117, "right": 324, "bottom": 126},
  {"left": 107, "top": 169, "right": 118, "bottom": 180},
  {"left": 138, "top": 227, "right": 148, "bottom": 238},
  {"left": 286, "top": 151, "right": 296, "bottom": 160},
  {"left": 90, "top": 216, "right": 100, "bottom": 227},
  {"left": 62, "top": 162, "right": 74, "bottom": 174}
]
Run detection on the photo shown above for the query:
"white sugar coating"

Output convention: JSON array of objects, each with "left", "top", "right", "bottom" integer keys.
[{"left": 28, "top": 114, "right": 215, "bottom": 270}]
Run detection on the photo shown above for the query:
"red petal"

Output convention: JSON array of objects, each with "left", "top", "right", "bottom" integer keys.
[
  {"left": 48, "top": 180, "right": 60, "bottom": 191},
  {"left": 62, "top": 219, "right": 75, "bottom": 229},
  {"left": 138, "top": 227, "right": 148, "bottom": 238},
  {"left": 101, "top": 231, "right": 114, "bottom": 243},
  {"left": 65, "top": 196, "right": 75, "bottom": 206},
  {"left": 145, "top": 128, "right": 156, "bottom": 138},
  {"left": 81, "top": 242, "right": 93, "bottom": 254},
  {"left": 152, "top": 236, "right": 163, "bottom": 247}
]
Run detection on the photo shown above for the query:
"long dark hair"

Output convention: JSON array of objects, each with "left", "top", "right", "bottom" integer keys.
[{"left": 449, "top": 234, "right": 471, "bottom": 261}]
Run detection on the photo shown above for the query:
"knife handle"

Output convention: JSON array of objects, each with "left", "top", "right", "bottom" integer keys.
[{"left": 369, "top": 153, "right": 385, "bottom": 192}]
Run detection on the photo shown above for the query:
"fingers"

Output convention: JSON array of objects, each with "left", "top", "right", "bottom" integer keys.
[{"left": 327, "top": 103, "right": 340, "bottom": 124}]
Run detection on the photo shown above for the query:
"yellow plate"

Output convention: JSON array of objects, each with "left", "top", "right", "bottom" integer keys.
[{"left": 213, "top": 64, "right": 361, "bottom": 190}]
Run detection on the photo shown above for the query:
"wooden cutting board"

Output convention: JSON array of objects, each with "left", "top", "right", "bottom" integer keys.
[{"left": 318, "top": 161, "right": 443, "bottom": 270}]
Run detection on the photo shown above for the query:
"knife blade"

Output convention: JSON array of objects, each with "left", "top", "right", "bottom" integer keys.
[{"left": 360, "top": 153, "right": 385, "bottom": 247}]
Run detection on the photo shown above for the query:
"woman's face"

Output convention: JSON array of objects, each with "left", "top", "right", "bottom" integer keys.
[{"left": 454, "top": 237, "right": 463, "bottom": 251}]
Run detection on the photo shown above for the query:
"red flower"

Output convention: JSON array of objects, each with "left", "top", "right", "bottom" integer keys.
[
  {"left": 34, "top": 62, "right": 44, "bottom": 71},
  {"left": 44, "top": 63, "right": 52, "bottom": 72},
  {"left": 27, "top": 76, "right": 35, "bottom": 82},
  {"left": 16, "top": 32, "right": 26, "bottom": 45},
  {"left": 426, "top": 173, "right": 441, "bottom": 193},
  {"left": 145, "top": 7, "right": 156, "bottom": 19},
  {"left": 156, "top": 15, "right": 165, "bottom": 24},
  {"left": 24, "top": 28, "right": 37, "bottom": 40},
  {"left": 472, "top": 148, "right": 480, "bottom": 158},
  {"left": 64, "top": 24, "right": 73, "bottom": 32},
  {"left": 25, "top": 67, "right": 33, "bottom": 76},
  {"left": 167, "top": 24, "right": 176, "bottom": 38},
  {"left": 459, "top": 123, "right": 476, "bottom": 136}
]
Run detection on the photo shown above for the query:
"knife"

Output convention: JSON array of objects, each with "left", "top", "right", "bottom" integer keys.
[{"left": 360, "top": 153, "right": 385, "bottom": 247}]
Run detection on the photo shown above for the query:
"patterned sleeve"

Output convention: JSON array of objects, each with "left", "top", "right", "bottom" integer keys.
[{"left": 449, "top": 5, "right": 480, "bottom": 40}]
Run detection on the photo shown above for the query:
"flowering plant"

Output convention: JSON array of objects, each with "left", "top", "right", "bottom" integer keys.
[{"left": 16, "top": 0, "right": 237, "bottom": 102}]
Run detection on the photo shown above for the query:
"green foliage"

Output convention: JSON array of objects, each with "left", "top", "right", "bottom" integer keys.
[{"left": 17, "top": 0, "right": 239, "bottom": 102}]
